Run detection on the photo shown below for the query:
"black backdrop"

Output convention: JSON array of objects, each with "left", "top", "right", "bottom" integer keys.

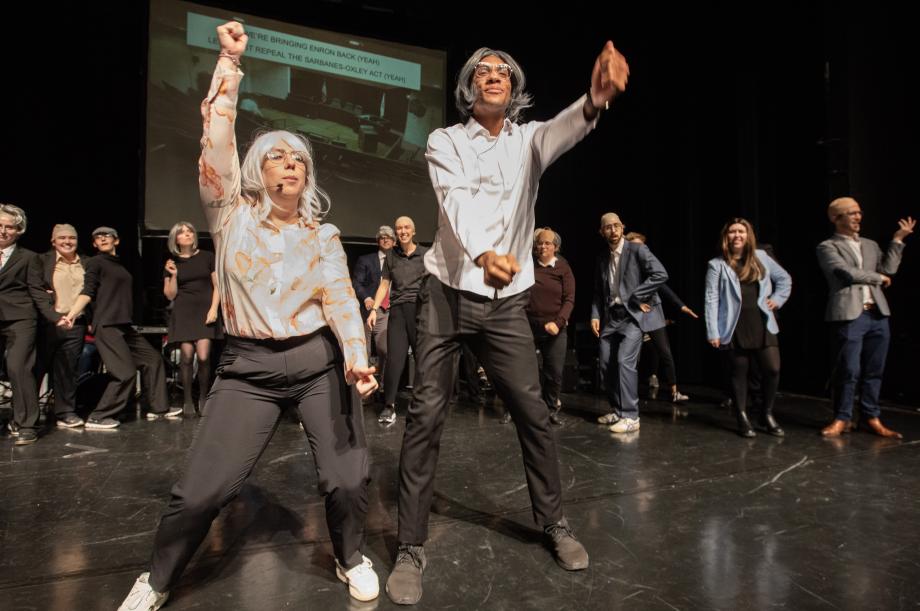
[{"left": 3, "top": 1, "right": 917, "bottom": 404}]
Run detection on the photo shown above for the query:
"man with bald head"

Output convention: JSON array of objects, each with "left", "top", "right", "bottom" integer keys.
[
  {"left": 816, "top": 197, "right": 915, "bottom": 438},
  {"left": 591, "top": 212, "right": 668, "bottom": 433},
  {"left": 29, "top": 223, "right": 87, "bottom": 428}
]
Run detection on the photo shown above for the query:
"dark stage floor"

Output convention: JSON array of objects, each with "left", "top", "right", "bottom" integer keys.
[{"left": 2, "top": 388, "right": 919, "bottom": 610}]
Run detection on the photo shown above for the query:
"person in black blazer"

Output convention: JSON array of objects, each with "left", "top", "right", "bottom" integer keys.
[
  {"left": 351, "top": 225, "right": 395, "bottom": 392},
  {"left": 0, "top": 204, "right": 41, "bottom": 445},
  {"left": 590, "top": 212, "right": 668, "bottom": 434},
  {"left": 28, "top": 224, "right": 87, "bottom": 428}
]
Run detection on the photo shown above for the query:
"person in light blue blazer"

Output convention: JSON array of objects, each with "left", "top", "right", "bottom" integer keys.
[{"left": 705, "top": 218, "right": 791, "bottom": 438}]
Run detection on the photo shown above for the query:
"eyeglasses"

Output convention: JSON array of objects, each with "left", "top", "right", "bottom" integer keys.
[
  {"left": 264, "top": 149, "right": 309, "bottom": 166},
  {"left": 602, "top": 223, "right": 624, "bottom": 230},
  {"left": 474, "top": 62, "right": 513, "bottom": 79},
  {"left": 94, "top": 233, "right": 115, "bottom": 239},
  {"left": 838, "top": 210, "right": 862, "bottom": 218}
]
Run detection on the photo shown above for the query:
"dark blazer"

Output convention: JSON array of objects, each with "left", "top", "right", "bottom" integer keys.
[
  {"left": 590, "top": 241, "right": 669, "bottom": 332},
  {"left": 816, "top": 234, "right": 904, "bottom": 321},
  {"left": 352, "top": 251, "right": 383, "bottom": 312},
  {"left": 0, "top": 246, "right": 39, "bottom": 322}
]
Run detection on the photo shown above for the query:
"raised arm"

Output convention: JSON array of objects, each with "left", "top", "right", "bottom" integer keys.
[{"left": 198, "top": 21, "right": 248, "bottom": 233}]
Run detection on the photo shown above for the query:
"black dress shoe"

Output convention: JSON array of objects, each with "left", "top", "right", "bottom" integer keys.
[
  {"left": 736, "top": 408, "right": 756, "bottom": 438},
  {"left": 764, "top": 412, "right": 785, "bottom": 437},
  {"left": 549, "top": 409, "right": 564, "bottom": 425}
]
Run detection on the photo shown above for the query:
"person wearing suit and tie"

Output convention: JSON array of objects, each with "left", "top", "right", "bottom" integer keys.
[
  {"left": 351, "top": 225, "right": 395, "bottom": 395},
  {"left": 705, "top": 218, "right": 791, "bottom": 438},
  {"left": 0, "top": 204, "right": 41, "bottom": 445},
  {"left": 591, "top": 212, "right": 668, "bottom": 434},
  {"left": 28, "top": 224, "right": 87, "bottom": 429},
  {"left": 816, "top": 197, "right": 914, "bottom": 439}
]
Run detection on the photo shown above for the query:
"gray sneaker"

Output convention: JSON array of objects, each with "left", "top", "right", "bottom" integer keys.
[
  {"left": 85, "top": 417, "right": 120, "bottom": 429},
  {"left": 385, "top": 544, "right": 426, "bottom": 605},
  {"left": 146, "top": 407, "right": 183, "bottom": 420},
  {"left": 596, "top": 412, "right": 620, "bottom": 425},
  {"left": 544, "top": 517, "right": 589, "bottom": 570}
]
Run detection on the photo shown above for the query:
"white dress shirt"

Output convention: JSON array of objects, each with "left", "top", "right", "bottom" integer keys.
[
  {"left": 424, "top": 95, "right": 597, "bottom": 298},
  {"left": 0, "top": 244, "right": 15, "bottom": 270}
]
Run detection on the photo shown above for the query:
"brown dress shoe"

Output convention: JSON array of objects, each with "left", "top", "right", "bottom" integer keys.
[
  {"left": 821, "top": 419, "right": 850, "bottom": 437},
  {"left": 865, "top": 418, "right": 903, "bottom": 439}
]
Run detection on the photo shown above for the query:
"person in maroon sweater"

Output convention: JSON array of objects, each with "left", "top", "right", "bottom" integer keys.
[{"left": 525, "top": 228, "right": 575, "bottom": 424}]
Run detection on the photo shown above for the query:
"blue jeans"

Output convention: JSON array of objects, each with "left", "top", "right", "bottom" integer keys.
[
  {"left": 599, "top": 306, "right": 644, "bottom": 419},
  {"left": 831, "top": 310, "right": 890, "bottom": 421}
]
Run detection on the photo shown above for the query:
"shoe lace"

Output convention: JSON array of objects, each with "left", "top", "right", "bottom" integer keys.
[
  {"left": 395, "top": 545, "right": 424, "bottom": 569},
  {"left": 544, "top": 519, "right": 577, "bottom": 543}
]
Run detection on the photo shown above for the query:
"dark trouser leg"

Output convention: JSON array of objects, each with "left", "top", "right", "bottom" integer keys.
[
  {"left": 371, "top": 309, "right": 389, "bottom": 388},
  {"left": 294, "top": 365, "right": 369, "bottom": 569},
  {"left": 857, "top": 313, "right": 889, "bottom": 419},
  {"left": 471, "top": 291, "right": 564, "bottom": 528},
  {"left": 89, "top": 325, "right": 138, "bottom": 421},
  {"left": 127, "top": 330, "right": 169, "bottom": 413},
  {"left": 830, "top": 316, "right": 865, "bottom": 421},
  {"left": 50, "top": 324, "right": 85, "bottom": 418},
  {"left": 397, "top": 280, "right": 460, "bottom": 544},
  {"left": 1, "top": 318, "right": 39, "bottom": 430},
  {"left": 535, "top": 327, "right": 567, "bottom": 410},
  {"left": 148, "top": 379, "right": 283, "bottom": 591},
  {"left": 384, "top": 303, "right": 414, "bottom": 406},
  {"left": 647, "top": 327, "right": 677, "bottom": 388},
  {"left": 611, "top": 321, "right": 643, "bottom": 420}
]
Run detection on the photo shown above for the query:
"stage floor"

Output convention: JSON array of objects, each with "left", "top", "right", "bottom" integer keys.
[{"left": 2, "top": 388, "right": 918, "bottom": 610}]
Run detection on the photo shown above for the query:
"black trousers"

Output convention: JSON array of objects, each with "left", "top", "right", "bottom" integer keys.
[
  {"left": 0, "top": 318, "right": 39, "bottom": 430},
  {"left": 91, "top": 325, "right": 168, "bottom": 420},
  {"left": 530, "top": 322, "right": 567, "bottom": 410},
  {"left": 640, "top": 326, "right": 677, "bottom": 387},
  {"left": 397, "top": 278, "right": 564, "bottom": 544},
  {"left": 383, "top": 301, "right": 417, "bottom": 406},
  {"left": 36, "top": 321, "right": 86, "bottom": 418},
  {"left": 148, "top": 329, "right": 370, "bottom": 591}
]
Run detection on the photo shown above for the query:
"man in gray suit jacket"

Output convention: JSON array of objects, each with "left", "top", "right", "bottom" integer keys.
[
  {"left": 816, "top": 197, "right": 915, "bottom": 438},
  {"left": 591, "top": 212, "right": 668, "bottom": 433}
]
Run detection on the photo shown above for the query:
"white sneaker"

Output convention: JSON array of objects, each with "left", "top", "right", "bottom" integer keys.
[
  {"left": 597, "top": 412, "right": 620, "bottom": 425},
  {"left": 671, "top": 391, "right": 689, "bottom": 403},
  {"left": 146, "top": 407, "right": 183, "bottom": 420},
  {"left": 117, "top": 572, "right": 168, "bottom": 611},
  {"left": 609, "top": 417, "right": 640, "bottom": 433},
  {"left": 648, "top": 374, "right": 659, "bottom": 388},
  {"left": 336, "top": 554, "right": 379, "bottom": 602}
]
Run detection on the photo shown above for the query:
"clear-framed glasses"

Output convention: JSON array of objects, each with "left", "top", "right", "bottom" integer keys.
[
  {"left": 474, "top": 62, "right": 513, "bottom": 80},
  {"left": 264, "top": 149, "right": 309, "bottom": 166}
]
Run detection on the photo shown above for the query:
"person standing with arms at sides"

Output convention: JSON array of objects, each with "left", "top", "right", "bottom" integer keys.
[
  {"left": 705, "top": 218, "right": 791, "bottom": 438},
  {"left": 352, "top": 224, "right": 396, "bottom": 395},
  {"left": 116, "top": 21, "right": 381, "bottom": 611},
  {"left": 816, "top": 197, "right": 913, "bottom": 439},
  {"left": 525, "top": 227, "right": 575, "bottom": 425},
  {"left": 163, "top": 221, "right": 221, "bottom": 417},
  {"left": 385, "top": 41, "right": 629, "bottom": 605},
  {"left": 29, "top": 224, "right": 87, "bottom": 429},
  {"left": 367, "top": 216, "right": 427, "bottom": 425},
  {"left": 0, "top": 204, "right": 41, "bottom": 445},
  {"left": 61, "top": 227, "right": 180, "bottom": 429}
]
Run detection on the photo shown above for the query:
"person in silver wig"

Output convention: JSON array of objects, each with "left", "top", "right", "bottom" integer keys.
[{"left": 386, "top": 40, "right": 630, "bottom": 605}]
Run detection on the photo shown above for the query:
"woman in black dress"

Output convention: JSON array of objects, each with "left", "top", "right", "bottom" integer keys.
[{"left": 163, "top": 221, "right": 221, "bottom": 415}]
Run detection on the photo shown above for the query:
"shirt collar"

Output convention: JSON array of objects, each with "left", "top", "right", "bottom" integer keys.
[
  {"left": 1, "top": 244, "right": 16, "bottom": 258},
  {"left": 537, "top": 257, "right": 557, "bottom": 268},
  {"left": 835, "top": 232, "right": 860, "bottom": 243},
  {"left": 55, "top": 251, "right": 81, "bottom": 264},
  {"left": 464, "top": 116, "right": 514, "bottom": 140},
  {"left": 610, "top": 239, "right": 625, "bottom": 257}
]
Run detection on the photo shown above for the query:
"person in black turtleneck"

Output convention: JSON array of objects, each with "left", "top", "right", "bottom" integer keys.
[{"left": 60, "top": 227, "right": 181, "bottom": 429}]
